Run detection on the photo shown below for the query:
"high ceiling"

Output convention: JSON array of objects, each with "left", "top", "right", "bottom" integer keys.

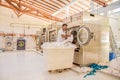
[{"left": 0, "top": 0, "right": 112, "bottom": 22}]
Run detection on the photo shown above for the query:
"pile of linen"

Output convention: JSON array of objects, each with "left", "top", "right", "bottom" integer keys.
[{"left": 41, "top": 41, "right": 76, "bottom": 48}]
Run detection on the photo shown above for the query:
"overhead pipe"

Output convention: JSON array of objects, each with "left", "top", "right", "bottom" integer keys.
[{"left": 10, "top": 23, "right": 46, "bottom": 28}]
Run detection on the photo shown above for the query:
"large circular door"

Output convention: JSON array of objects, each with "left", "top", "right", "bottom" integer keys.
[
  {"left": 6, "top": 42, "right": 12, "bottom": 46},
  {"left": 77, "top": 26, "right": 93, "bottom": 45},
  {"left": 5, "top": 36, "right": 14, "bottom": 51}
]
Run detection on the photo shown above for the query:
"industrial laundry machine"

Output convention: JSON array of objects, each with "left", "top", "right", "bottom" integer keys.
[
  {"left": 17, "top": 37, "right": 26, "bottom": 50},
  {"left": 48, "top": 28, "right": 57, "bottom": 42},
  {"left": 36, "top": 31, "right": 41, "bottom": 50},
  {"left": 66, "top": 12, "right": 109, "bottom": 66},
  {"left": 68, "top": 25, "right": 95, "bottom": 66},
  {"left": 5, "top": 36, "right": 14, "bottom": 51},
  {"left": 36, "top": 28, "right": 47, "bottom": 50}
]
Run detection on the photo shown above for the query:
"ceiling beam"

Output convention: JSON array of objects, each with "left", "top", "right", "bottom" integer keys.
[
  {"left": 0, "top": 1, "right": 24, "bottom": 17},
  {"left": 94, "top": 0, "right": 120, "bottom": 14},
  {"left": 5, "top": 0, "right": 21, "bottom": 11},
  {"left": 67, "top": 0, "right": 72, "bottom": 2},
  {"left": 0, "top": 2, "right": 46, "bottom": 19},
  {"left": 24, "top": 0, "right": 54, "bottom": 14},
  {"left": 70, "top": 6, "right": 81, "bottom": 11},
  {"left": 73, "top": 3, "right": 85, "bottom": 11},
  {"left": 0, "top": 2, "right": 15, "bottom": 10},
  {"left": 34, "top": 0, "right": 58, "bottom": 11},
  {"left": 29, "top": 0, "right": 56, "bottom": 12},
  {"left": 0, "top": 0, "right": 62, "bottom": 21},
  {"left": 42, "top": 0, "right": 60, "bottom": 9},
  {"left": 50, "top": 0, "right": 63, "bottom": 7},
  {"left": 0, "top": 3, "right": 48, "bottom": 22},
  {"left": 52, "top": 0, "right": 77, "bottom": 16},
  {"left": 78, "top": 0, "right": 90, "bottom": 9},
  {"left": 69, "top": 8, "right": 77, "bottom": 14},
  {"left": 11, "top": 0, "right": 62, "bottom": 21},
  {"left": 14, "top": 10, "right": 23, "bottom": 17},
  {"left": 93, "top": 0, "right": 108, "bottom": 7},
  {"left": 58, "top": 0, "right": 66, "bottom": 5}
]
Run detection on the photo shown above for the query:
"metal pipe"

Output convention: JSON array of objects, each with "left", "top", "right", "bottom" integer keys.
[{"left": 10, "top": 23, "right": 46, "bottom": 28}]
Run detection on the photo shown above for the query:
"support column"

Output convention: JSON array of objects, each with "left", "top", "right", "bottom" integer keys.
[
  {"left": 103, "top": 7, "right": 108, "bottom": 17},
  {"left": 90, "top": 0, "right": 94, "bottom": 13}
]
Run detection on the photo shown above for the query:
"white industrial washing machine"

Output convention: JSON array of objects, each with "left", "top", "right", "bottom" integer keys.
[
  {"left": 36, "top": 31, "right": 41, "bottom": 50},
  {"left": 5, "top": 36, "right": 14, "bottom": 51},
  {"left": 68, "top": 25, "right": 95, "bottom": 66},
  {"left": 67, "top": 12, "right": 109, "bottom": 66}
]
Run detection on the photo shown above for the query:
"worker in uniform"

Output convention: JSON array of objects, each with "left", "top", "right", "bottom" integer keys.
[
  {"left": 56, "top": 23, "right": 73, "bottom": 73},
  {"left": 57, "top": 24, "right": 70, "bottom": 42}
]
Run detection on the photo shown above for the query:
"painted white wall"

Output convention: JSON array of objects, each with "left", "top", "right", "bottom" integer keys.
[
  {"left": 0, "top": 6, "right": 49, "bottom": 34},
  {"left": 0, "top": 36, "right": 5, "bottom": 49}
]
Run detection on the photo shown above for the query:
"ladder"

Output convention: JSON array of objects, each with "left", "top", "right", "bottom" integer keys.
[{"left": 109, "top": 26, "right": 118, "bottom": 56}]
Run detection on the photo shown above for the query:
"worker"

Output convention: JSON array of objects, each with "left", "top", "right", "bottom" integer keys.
[
  {"left": 56, "top": 24, "right": 74, "bottom": 72},
  {"left": 57, "top": 24, "right": 70, "bottom": 42}
]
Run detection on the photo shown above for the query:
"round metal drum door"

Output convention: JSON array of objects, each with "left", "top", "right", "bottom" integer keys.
[
  {"left": 77, "top": 26, "right": 93, "bottom": 45},
  {"left": 5, "top": 36, "right": 14, "bottom": 51},
  {"left": 7, "top": 42, "right": 12, "bottom": 46}
]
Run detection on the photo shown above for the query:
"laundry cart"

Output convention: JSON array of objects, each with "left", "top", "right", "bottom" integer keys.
[{"left": 43, "top": 47, "right": 75, "bottom": 71}]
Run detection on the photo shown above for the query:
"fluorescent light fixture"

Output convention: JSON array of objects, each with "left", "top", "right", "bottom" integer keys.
[{"left": 109, "top": 8, "right": 120, "bottom": 14}]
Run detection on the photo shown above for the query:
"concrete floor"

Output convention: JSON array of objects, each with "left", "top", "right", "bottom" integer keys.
[{"left": 0, "top": 51, "right": 119, "bottom": 80}]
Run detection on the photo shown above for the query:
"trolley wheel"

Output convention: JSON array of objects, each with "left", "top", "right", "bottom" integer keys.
[
  {"left": 64, "top": 68, "right": 67, "bottom": 70},
  {"left": 48, "top": 70, "right": 52, "bottom": 72},
  {"left": 58, "top": 70, "right": 62, "bottom": 73},
  {"left": 41, "top": 50, "right": 43, "bottom": 53}
]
